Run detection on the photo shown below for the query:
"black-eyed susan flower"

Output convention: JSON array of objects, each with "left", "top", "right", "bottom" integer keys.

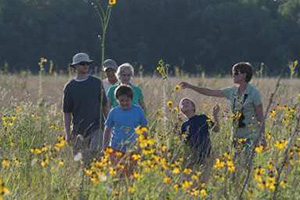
[
  {"left": 0, "top": 179, "right": 10, "bottom": 197},
  {"left": 275, "top": 139, "right": 288, "bottom": 150},
  {"left": 213, "top": 158, "right": 225, "bottom": 169},
  {"left": 109, "top": 0, "right": 116, "bottom": 6},
  {"left": 174, "top": 84, "right": 181, "bottom": 92},
  {"left": 255, "top": 145, "right": 264, "bottom": 153},
  {"left": 109, "top": 167, "right": 116, "bottom": 176},
  {"left": 167, "top": 100, "right": 173, "bottom": 109}
]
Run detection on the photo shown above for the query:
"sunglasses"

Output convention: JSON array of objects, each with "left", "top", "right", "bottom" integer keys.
[{"left": 78, "top": 62, "right": 90, "bottom": 66}]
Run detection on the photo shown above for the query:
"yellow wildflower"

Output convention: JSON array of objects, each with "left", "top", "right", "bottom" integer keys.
[
  {"left": 40, "top": 158, "right": 49, "bottom": 167},
  {"left": 172, "top": 167, "right": 180, "bottom": 174},
  {"left": 223, "top": 152, "right": 232, "bottom": 160},
  {"left": 109, "top": 167, "right": 116, "bottom": 176},
  {"left": 58, "top": 160, "right": 64, "bottom": 166},
  {"left": 173, "top": 184, "right": 180, "bottom": 192},
  {"left": 131, "top": 154, "right": 141, "bottom": 161},
  {"left": 214, "top": 158, "right": 225, "bottom": 169},
  {"left": 237, "top": 138, "right": 247, "bottom": 143},
  {"left": 200, "top": 189, "right": 207, "bottom": 198},
  {"left": 255, "top": 145, "right": 264, "bottom": 153},
  {"left": 266, "top": 176, "right": 276, "bottom": 191},
  {"left": 280, "top": 180, "right": 287, "bottom": 188},
  {"left": 174, "top": 84, "right": 181, "bottom": 92},
  {"left": 91, "top": 173, "right": 100, "bottom": 184},
  {"left": 0, "top": 180, "right": 10, "bottom": 196},
  {"left": 191, "top": 175, "right": 199, "bottom": 181},
  {"left": 173, "top": 106, "right": 179, "bottom": 113},
  {"left": 128, "top": 186, "right": 135, "bottom": 194},
  {"left": 167, "top": 100, "right": 173, "bottom": 109},
  {"left": 1, "top": 159, "right": 10, "bottom": 169},
  {"left": 182, "top": 180, "right": 193, "bottom": 189},
  {"left": 163, "top": 177, "right": 172, "bottom": 184},
  {"left": 108, "top": 0, "right": 116, "bottom": 6},
  {"left": 227, "top": 160, "right": 235, "bottom": 172},
  {"left": 270, "top": 110, "right": 276, "bottom": 118},
  {"left": 183, "top": 168, "right": 192, "bottom": 175},
  {"left": 275, "top": 139, "right": 288, "bottom": 150}
]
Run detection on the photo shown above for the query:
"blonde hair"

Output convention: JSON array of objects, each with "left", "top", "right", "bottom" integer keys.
[{"left": 116, "top": 63, "right": 134, "bottom": 81}]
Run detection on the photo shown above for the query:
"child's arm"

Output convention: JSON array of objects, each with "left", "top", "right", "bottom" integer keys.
[
  {"left": 211, "top": 105, "right": 220, "bottom": 133},
  {"left": 103, "top": 126, "right": 112, "bottom": 150}
]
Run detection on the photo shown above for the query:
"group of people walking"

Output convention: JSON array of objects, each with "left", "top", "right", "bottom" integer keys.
[{"left": 63, "top": 52, "right": 265, "bottom": 168}]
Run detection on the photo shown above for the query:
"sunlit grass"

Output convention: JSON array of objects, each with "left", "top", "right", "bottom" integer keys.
[{"left": 0, "top": 74, "right": 299, "bottom": 199}]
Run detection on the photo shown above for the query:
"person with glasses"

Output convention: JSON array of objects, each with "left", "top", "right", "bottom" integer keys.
[
  {"left": 179, "top": 62, "right": 266, "bottom": 150},
  {"left": 63, "top": 53, "right": 109, "bottom": 163},
  {"left": 107, "top": 63, "right": 146, "bottom": 111}
]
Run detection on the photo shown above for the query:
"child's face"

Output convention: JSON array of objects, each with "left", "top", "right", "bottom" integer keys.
[
  {"left": 117, "top": 95, "right": 132, "bottom": 109},
  {"left": 179, "top": 99, "right": 195, "bottom": 114}
]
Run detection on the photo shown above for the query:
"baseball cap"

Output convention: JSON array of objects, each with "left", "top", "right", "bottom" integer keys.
[{"left": 103, "top": 59, "right": 118, "bottom": 71}]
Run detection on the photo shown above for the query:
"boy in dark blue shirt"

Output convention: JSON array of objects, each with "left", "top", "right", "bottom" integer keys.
[{"left": 179, "top": 98, "right": 220, "bottom": 166}]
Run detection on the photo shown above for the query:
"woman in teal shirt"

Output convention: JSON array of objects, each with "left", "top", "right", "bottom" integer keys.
[
  {"left": 179, "top": 62, "right": 266, "bottom": 147},
  {"left": 107, "top": 63, "right": 146, "bottom": 111}
]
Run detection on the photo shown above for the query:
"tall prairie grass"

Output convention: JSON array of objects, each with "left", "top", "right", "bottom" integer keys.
[{"left": 0, "top": 74, "right": 299, "bottom": 199}]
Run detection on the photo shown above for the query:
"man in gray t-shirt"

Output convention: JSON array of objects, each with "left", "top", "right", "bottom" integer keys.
[{"left": 63, "top": 53, "right": 108, "bottom": 162}]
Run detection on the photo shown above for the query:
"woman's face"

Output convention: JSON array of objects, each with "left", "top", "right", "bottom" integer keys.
[
  {"left": 232, "top": 68, "right": 246, "bottom": 84},
  {"left": 119, "top": 69, "right": 132, "bottom": 84}
]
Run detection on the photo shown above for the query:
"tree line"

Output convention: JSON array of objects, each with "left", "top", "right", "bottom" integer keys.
[{"left": 0, "top": 0, "right": 299, "bottom": 75}]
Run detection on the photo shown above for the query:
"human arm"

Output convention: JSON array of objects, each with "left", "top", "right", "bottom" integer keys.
[
  {"left": 63, "top": 112, "right": 72, "bottom": 143},
  {"left": 179, "top": 82, "right": 224, "bottom": 97},
  {"left": 103, "top": 126, "right": 112, "bottom": 150},
  {"left": 211, "top": 105, "right": 220, "bottom": 133}
]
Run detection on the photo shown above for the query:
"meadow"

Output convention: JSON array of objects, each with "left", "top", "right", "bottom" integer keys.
[{"left": 0, "top": 72, "right": 299, "bottom": 200}]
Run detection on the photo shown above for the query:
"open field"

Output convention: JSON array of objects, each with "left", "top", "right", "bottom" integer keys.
[{"left": 0, "top": 74, "right": 299, "bottom": 199}]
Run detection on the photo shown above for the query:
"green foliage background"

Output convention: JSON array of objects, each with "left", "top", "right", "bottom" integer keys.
[{"left": 0, "top": 0, "right": 300, "bottom": 74}]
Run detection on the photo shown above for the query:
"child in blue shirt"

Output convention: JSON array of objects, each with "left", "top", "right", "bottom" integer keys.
[
  {"left": 103, "top": 85, "right": 147, "bottom": 153},
  {"left": 179, "top": 98, "right": 220, "bottom": 166}
]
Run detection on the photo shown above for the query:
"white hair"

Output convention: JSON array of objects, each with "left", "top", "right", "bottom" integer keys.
[{"left": 116, "top": 63, "right": 134, "bottom": 81}]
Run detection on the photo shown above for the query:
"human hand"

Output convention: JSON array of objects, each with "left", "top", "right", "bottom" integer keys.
[{"left": 178, "top": 82, "right": 191, "bottom": 89}]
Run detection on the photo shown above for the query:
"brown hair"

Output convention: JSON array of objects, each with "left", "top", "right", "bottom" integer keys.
[
  {"left": 115, "top": 85, "right": 133, "bottom": 99},
  {"left": 232, "top": 62, "right": 253, "bottom": 82}
]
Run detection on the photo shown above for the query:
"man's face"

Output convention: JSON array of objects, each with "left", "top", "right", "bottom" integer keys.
[
  {"left": 179, "top": 99, "right": 195, "bottom": 115},
  {"left": 105, "top": 68, "right": 117, "bottom": 80},
  {"left": 75, "top": 62, "right": 89, "bottom": 74},
  {"left": 117, "top": 95, "right": 132, "bottom": 109}
]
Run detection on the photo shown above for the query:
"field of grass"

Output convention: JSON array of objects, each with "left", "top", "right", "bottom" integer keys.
[{"left": 0, "top": 73, "right": 299, "bottom": 199}]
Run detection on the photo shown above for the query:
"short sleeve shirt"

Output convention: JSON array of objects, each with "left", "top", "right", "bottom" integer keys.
[
  {"left": 62, "top": 76, "right": 107, "bottom": 135},
  {"left": 105, "top": 105, "right": 147, "bottom": 152},
  {"left": 107, "top": 83, "right": 144, "bottom": 108},
  {"left": 221, "top": 83, "right": 262, "bottom": 139},
  {"left": 181, "top": 115, "right": 211, "bottom": 151}
]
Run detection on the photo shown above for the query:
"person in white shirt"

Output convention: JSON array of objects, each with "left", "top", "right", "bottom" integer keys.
[{"left": 102, "top": 59, "right": 119, "bottom": 95}]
